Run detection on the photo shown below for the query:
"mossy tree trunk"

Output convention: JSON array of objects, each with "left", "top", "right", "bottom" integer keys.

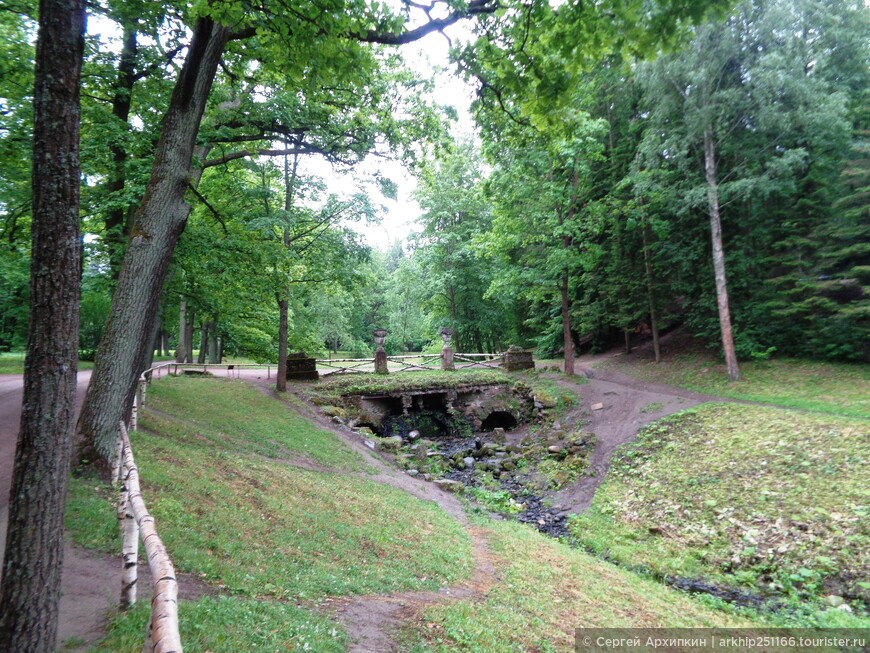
[{"left": 0, "top": 1, "right": 85, "bottom": 649}]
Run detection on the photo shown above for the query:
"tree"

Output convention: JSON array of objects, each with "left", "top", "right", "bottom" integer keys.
[
  {"left": 77, "top": 2, "right": 498, "bottom": 459},
  {"left": 0, "top": 0, "right": 85, "bottom": 650},
  {"left": 635, "top": 0, "right": 868, "bottom": 369}
]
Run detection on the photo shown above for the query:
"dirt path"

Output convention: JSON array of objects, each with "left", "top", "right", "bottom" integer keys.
[
  {"left": 0, "top": 372, "right": 211, "bottom": 651},
  {"left": 544, "top": 357, "right": 728, "bottom": 513},
  {"left": 247, "top": 378, "right": 504, "bottom": 651},
  {"left": 326, "top": 526, "right": 497, "bottom": 653}
]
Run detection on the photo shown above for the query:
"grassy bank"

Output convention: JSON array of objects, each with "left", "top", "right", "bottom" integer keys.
[
  {"left": 66, "top": 376, "right": 474, "bottom": 652},
  {"left": 571, "top": 403, "right": 870, "bottom": 625},
  {"left": 401, "top": 518, "right": 752, "bottom": 652},
  {"left": 600, "top": 352, "right": 870, "bottom": 419}
]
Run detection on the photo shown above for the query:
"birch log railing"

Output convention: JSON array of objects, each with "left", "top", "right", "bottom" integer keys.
[{"left": 114, "top": 419, "right": 182, "bottom": 653}]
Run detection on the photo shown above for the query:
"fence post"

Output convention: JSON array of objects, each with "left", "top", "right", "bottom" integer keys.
[
  {"left": 130, "top": 393, "right": 138, "bottom": 431},
  {"left": 118, "top": 425, "right": 139, "bottom": 610}
]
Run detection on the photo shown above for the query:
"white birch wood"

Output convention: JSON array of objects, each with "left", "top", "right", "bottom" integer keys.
[
  {"left": 118, "top": 421, "right": 182, "bottom": 653},
  {"left": 112, "top": 433, "right": 124, "bottom": 485}
]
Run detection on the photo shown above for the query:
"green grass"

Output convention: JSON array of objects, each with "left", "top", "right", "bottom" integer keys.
[
  {"left": 0, "top": 351, "right": 94, "bottom": 375},
  {"left": 66, "top": 374, "right": 476, "bottom": 651},
  {"left": 400, "top": 518, "right": 753, "bottom": 652},
  {"left": 68, "top": 380, "right": 473, "bottom": 600},
  {"left": 139, "top": 375, "right": 368, "bottom": 471},
  {"left": 89, "top": 597, "right": 346, "bottom": 653},
  {"left": 601, "top": 353, "right": 870, "bottom": 419},
  {"left": 571, "top": 403, "right": 870, "bottom": 622},
  {"left": 310, "top": 369, "right": 511, "bottom": 398}
]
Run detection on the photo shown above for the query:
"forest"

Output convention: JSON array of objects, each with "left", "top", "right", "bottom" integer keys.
[
  {"left": 1, "top": 0, "right": 868, "bottom": 378},
  {"left": 1, "top": 0, "right": 869, "bottom": 649}
]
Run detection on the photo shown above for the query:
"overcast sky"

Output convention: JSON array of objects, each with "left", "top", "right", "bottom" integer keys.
[
  {"left": 301, "top": 26, "right": 479, "bottom": 252},
  {"left": 86, "top": 12, "right": 479, "bottom": 252}
]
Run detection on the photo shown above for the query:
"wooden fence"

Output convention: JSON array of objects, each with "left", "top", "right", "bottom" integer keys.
[
  {"left": 315, "top": 352, "right": 503, "bottom": 376},
  {"left": 115, "top": 363, "right": 187, "bottom": 652}
]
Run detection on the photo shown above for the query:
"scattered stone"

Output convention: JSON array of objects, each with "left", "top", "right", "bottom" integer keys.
[
  {"left": 331, "top": 416, "right": 345, "bottom": 425},
  {"left": 321, "top": 405, "right": 347, "bottom": 419},
  {"left": 501, "top": 460, "right": 516, "bottom": 472},
  {"left": 533, "top": 392, "right": 558, "bottom": 408},
  {"left": 590, "top": 402, "right": 605, "bottom": 411},
  {"left": 826, "top": 595, "right": 845, "bottom": 608},
  {"left": 422, "top": 473, "right": 431, "bottom": 481},
  {"left": 364, "top": 440, "right": 376, "bottom": 451},
  {"left": 376, "top": 436, "right": 403, "bottom": 453},
  {"left": 547, "top": 445, "right": 563, "bottom": 455},
  {"left": 491, "top": 427, "right": 506, "bottom": 443},
  {"left": 407, "top": 429, "right": 421, "bottom": 441},
  {"left": 356, "top": 426, "right": 375, "bottom": 437},
  {"left": 463, "top": 456, "right": 476, "bottom": 470},
  {"left": 407, "top": 469, "right": 419, "bottom": 477},
  {"left": 415, "top": 445, "right": 429, "bottom": 461},
  {"left": 433, "top": 479, "right": 466, "bottom": 493}
]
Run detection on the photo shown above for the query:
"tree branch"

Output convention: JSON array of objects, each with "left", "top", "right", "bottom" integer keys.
[
  {"left": 356, "top": 0, "right": 499, "bottom": 45},
  {"left": 186, "top": 181, "right": 228, "bottom": 234}
]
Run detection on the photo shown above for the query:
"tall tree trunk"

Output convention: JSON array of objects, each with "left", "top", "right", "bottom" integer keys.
[
  {"left": 703, "top": 126, "right": 740, "bottom": 381},
  {"left": 624, "top": 329, "right": 632, "bottom": 354},
  {"left": 275, "top": 146, "right": 300, "bottom": 392},
  {"left": 77, "top": 17, "right": 231, "bottom": 459},
  {"left": 216, "top": 333, "right": 224, "bottom": 363},
  {"left": 175, "top": 296, "right": 186, "bottom": 363},
  {"left": 207, "top": 321, "right": 218, "bottom": 364},
  {"left": 0, "top": 2, "right": 85, "bottom": 649},
  {"left": 642, "top": 217, "right": 661, "bottom": 363},
  {"left": 184, "top": 309, "right": 195, "bottom": 364},
  {"left": 560, "top": 270, "right": 575, "bottom": 376},
  {"left": 276, "top": 294, "right": 289, "bottom": 392},
  {"left": 197, "top": 321, "right": 207, "bottom": 364},
  {"left": 105, "top": 23, "right": 138, "bottom": 280},
  {"left": 558, "top": 173, "right": 580, "bottom": 377},
  {"left": 448, "top": 285, "right": 460, "bottom": 352}
]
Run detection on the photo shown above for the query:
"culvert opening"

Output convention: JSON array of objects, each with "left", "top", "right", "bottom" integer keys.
[{"left": 481, "top": 411, "right": 517, "bottom": 432}]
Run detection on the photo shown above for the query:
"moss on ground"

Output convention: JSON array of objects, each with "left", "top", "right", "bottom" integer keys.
[{"left": 571, "top": 403, "right": 870, "bottom": 621}]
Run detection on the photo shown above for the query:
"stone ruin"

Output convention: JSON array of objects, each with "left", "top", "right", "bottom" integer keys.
[
  {"left": 285, "top": 351, "right": 319, "bottom": 381},
  {"left": 501, "top": 345, "right": 535, "bottom": 371}
]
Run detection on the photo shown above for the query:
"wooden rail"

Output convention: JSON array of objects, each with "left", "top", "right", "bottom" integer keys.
[
  {"left": 115, "top": 421, "right": 182, "bottom": 653},
  {"left": 314, "top": 353, "right": 504, "bottom": 375}
]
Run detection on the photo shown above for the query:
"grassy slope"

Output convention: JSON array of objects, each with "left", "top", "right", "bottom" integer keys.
[
  {"left": 600, "top": 353, "right": 870, "bottom": 419},
  {"left": 66, "top": 374, "right": 767, "bottom": 653},
  {"left": 401, "top": 518, "right": 751, "bottom": 653},
  {"left": 571, "top": 403, "right": 870, "bottom": 625},
  {"left": 66, "top": 376, "right": 473, "bottom": 652}
]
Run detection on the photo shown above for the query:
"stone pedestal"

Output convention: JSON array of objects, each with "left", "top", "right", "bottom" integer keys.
[
  {"left": 373, "top": 328, "right": 389, "bottom": 375},
  {"left": 501, "top": 345, "right": 535, "bottom": 371},
  {"left": 439, "top": 327, "right": 455, "bottom": 371},
  {"left": 286, "top": 352, "right": 319, "bottom": 380}
]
